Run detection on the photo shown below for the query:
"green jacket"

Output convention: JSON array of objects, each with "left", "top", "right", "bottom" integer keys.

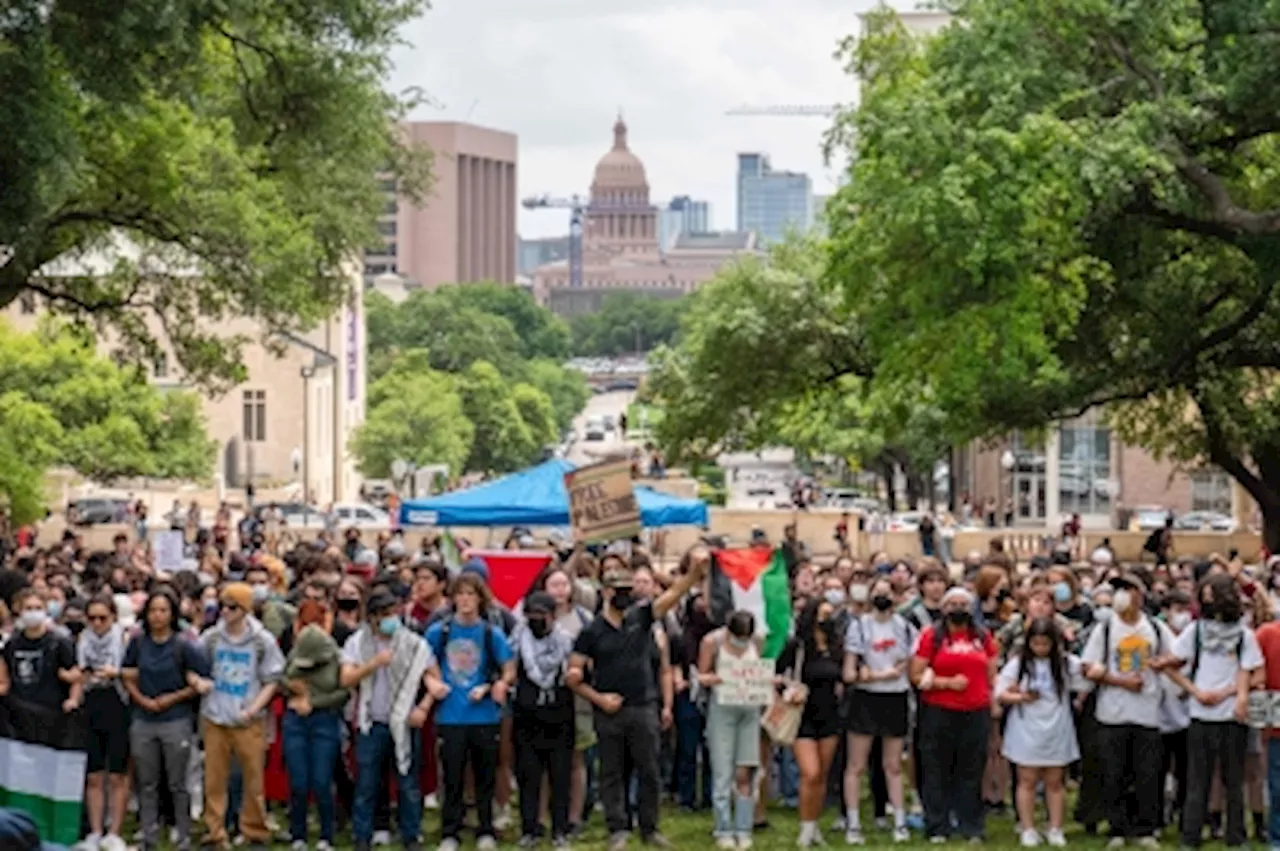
[{"left": 284, "top": 625, "right": 349, "bottom": 711}]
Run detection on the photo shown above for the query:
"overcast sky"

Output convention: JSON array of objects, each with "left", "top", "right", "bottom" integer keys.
[{"left": 388, "top": 0, "right": 893, "bottom": 239}]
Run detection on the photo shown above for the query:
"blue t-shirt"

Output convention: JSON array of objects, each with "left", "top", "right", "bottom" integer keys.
[
  {"left": 425, "top": 618, "right": 513, "bottom": 726},
  {"left": 122, "top": 632, "right": 211, "bottom": 723}
]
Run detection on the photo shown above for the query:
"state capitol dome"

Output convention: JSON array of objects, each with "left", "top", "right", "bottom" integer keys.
[{"left": 591, "top": 116, "right": 649, "bottom": 200}]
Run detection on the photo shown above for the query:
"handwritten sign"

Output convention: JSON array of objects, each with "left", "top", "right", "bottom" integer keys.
[
  {"left": 153, "top": 531, "right": 187, "bottom": 573},
  {"left": 564, "top": 459, "right": 641, "bottom": 544},
  {"left": 715, "top": 657, "right": 775, "bottom": 707}
]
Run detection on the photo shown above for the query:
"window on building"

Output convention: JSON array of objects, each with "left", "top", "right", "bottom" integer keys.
[
  {"left": 1190, "top": 469, "right": 1233, "bottom": 514},
  {"left": 377, "top": 220, "right": 397, "bottom": 236},
  {"left": 386, "top": 241, "right": 397, "bottom": 257},
  {"left": 153, "top": 352, "right": 169, "bottom": 379},
  {"left": 1058, "top": 412, "right": 1112, "bottom": 516},
  {"left": 18, "top": 292, "right": 35, "bottom": 314},
  {"left": 242, "top": 390, "right": 266, "bottom": 442}
]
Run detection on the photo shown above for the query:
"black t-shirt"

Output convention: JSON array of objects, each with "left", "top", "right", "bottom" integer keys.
[
  {"left": 573, "top": 601, "right": 659, "bottom": 707},
  {"left": 2, "top": 630, "right": 76, "bottom": 709},
  {"left": 777, "top": 637, "right": 843, "bottom": 720}
]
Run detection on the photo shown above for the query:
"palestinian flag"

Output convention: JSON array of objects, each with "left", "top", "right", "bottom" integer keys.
[
  {"left": 470, "top": 550, "right": 556, "bottom": 609},
  {"left": 439, "top": 529, "right": 462, "bottom": 575},
  {"left": 0, "top": 696, "right": 88, "bottom": 848},
  {"left": 709, "top": 547, "right": 792, "bottom": 658}
]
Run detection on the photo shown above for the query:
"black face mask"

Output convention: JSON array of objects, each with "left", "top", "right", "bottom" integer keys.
[
  {"left": 611, "top": 589, "right": 634, "bottom": 611},
  {"left": 528, "top": 617, "right": 552, "bottom": 639},
  {"left": 66, "top": 621, "right": 86, "bottom": 636},
  {"left": 946, "top": 609, "right": 972, "bottom": 626},
  {"left": 1199, "top": 599, "right": 1215, "bottom": 618},
  {"left": 818, "top": 619, "right": 839, "bottom": 637},
  {"left": 336, "top": 598, "right": 361, "bottom": 613},
  {"left": 872, "top": 595, "right": 894, "bottom": 612}
]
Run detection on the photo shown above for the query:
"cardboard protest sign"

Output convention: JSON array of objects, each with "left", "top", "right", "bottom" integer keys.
[{"left": 564, "top": 458, "right": 641, "bottom": 544}]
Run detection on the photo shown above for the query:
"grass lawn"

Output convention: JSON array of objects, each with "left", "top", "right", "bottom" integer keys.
[
  {"left": 625, "top": 402, "right": 662, "bottom": 438},
  {"left": 182, "top": 802, "right": 1151, "bottom": 850}
]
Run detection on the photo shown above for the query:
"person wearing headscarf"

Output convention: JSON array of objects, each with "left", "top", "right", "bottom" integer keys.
[{"left": 511, "top": 592, "right": 576, "bottom": 846}]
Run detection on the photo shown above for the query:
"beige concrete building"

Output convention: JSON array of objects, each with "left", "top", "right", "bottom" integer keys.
[
  {"left": 532, "top": 118, "right": 762, "bottom": 317},
  {"left": 365, "top": 121, "right": 518, "bottom": 288},
  {"left": 6, "top": 234, "right": 367, "bottom": 503}
]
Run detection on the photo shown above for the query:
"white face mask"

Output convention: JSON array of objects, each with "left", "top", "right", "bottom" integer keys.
[
  {"left": 1167, "top": 610, "right": 1192, "bottom": 632},
  {"left": 17, "top": 610, "right": 49, "bottom": 631},
  {"left": 1113, "top": 589, "right": 1133, "bottom": 614},
  {"left": 823, "top": 589, "right": 847, "bottom": 606},
  {"left": 848, "top": 584, "right": 869, "bottom": 604}
]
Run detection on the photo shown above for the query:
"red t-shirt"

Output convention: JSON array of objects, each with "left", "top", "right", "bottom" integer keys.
[{"left": 915, "top": 625, "right": 997, "bottom": 712}]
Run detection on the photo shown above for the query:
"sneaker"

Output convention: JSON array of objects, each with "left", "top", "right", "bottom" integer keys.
[
  {"left": 317, "top": 843, "right": 333, "bottom": 851},
  {"left": 1136, "top": 838, "right": 1160, "bottom": 849},
  {"left": 876, "top": 818, "right": 890, "bottom": 832},
  {"left": 737, "top": 837, "right": 754, "bottom": 850},
  {"left": 832, "top": 818, "right": 846, "bottom": 832},
  {"left": 844, "top": 828, "right": 865, "bottom": 846},
  {"left": 1107, "top": 839, "right": 1126, "bottom": 849},
  {"left": 929, "top": 838, "right": 947, "bottom": 845},
  {"left": 906, "top": 814, "right": 926, "bottom": 832},
  {"left": 291, "top": 842, "right": 307, "bottom": 851},
  {"left": 1046, "top": 829, "right": 1067, "bottom": 847},
  {"left": 1021, "top": 829, "right": 1042, "bottom": 847},
  {"left": 519, "top": 837, "right": 540, "bottom": 849},
  {"left": 608, "top": 833, "right": 630, "bottom": 851},
  {"left": 436, "top": 840, "right": 459, "bottom": 851},
  {"left": 494, "top": 805, "right": 513, "bottom": 832},
  {"left": 101, "top": 836, "right": 129, "bottom": 851},
  {"left": 717, "top": 839, "right": 737, "bottom": 850},
  {"left": 423, "top": 793, "right": 440, "bottom": 810},
  {"left": 553, "top": 838, "right": 570, "bottom": 849},
  {"left": 76, "top": 835, "right": 102, "bottom": 851},
  {"left": 642, "top": 835, "right": 674, "bottom": 849},
  {"left": 374, "top": 832, "right": 393, "bottom": 848},
  {"left": 477, "top": 837, "right": 498, "bottom": 851},
  {"left": 893, "top": 828, "right": 911, "bottom": 844}
]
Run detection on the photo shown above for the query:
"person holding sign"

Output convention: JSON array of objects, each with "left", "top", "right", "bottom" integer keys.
[{"left": 697, "top": 610, "right": 766, "bottom": 850}]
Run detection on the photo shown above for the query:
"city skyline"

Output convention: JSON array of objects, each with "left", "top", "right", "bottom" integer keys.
[{"left": 387, "top": 0, "right": 890, "bottom": 239}]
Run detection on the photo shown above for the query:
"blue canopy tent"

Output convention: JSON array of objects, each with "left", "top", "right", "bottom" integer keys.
[{"left": 398, "top": 457, "right": 708, "bottom": 528}]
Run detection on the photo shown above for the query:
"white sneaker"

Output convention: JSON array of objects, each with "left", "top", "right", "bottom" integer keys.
[
  {"left": 317, "top": 842, "right": 333, "bottom": 851},
  {"left": 1021, "top": 828, "right": 1042, "bottom": 847},
  {"left": 477, "top": 837, "right": 498, "bottom": 851},
  {"left": 494, "top": 805, "right": 512, "bottom": 831},
  {"left": 892, "top": 827, "right": 911, "bottom": 844},
  {"left": 99, "top": 836, "right": 127, "bottom": 851},
  {"left": 75, "top": 834, "right": 101, "bottom": 851},
  {"left": 831, "top": 817, "right": 846, "bottom": 832},
  {"left": 423, "top": 792, "right": 440, "bottom": 810},
  {"left": 929, "top": 838, "right": 947, "bottom": 845},
  {"left": 1106, "top": 839, "right": 1126, "bottom": 849},
  {"left": 1046, "top": 828, "right": 1067, "bottom": 847},
  {"left": 1136, "top": 838, "right": 1160, "bottom": 849},
  {"left": 437, "top": 840, "right": 460, "bottom": 851},
  {"left": 844, "top": 828, "right": 865, "bottom": 846},
  {"left": 737, "top": 837, "right": 754, "bottom": 850},
  {"left": 717, "top": 839, "right": 737, "bottom": 850},
  {"left": 291, "top": 841, "right": 307, "bottom": 851},
  {"left": 373, "top": 831, "right": 393, "bottom": 847}
]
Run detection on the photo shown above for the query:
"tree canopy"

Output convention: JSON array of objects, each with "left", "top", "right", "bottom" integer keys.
[
  {"left": 825, "top": 1, "right": 1280, "bottom": 544},
  {"left": 571, "top": 292, "right": 684, "bottom": 357},
  {"left": 0, "top": 319, "right": 214, "bottom": 522},
  {"left": 1, "top": 0, "right": 430, "bottom": 390}
]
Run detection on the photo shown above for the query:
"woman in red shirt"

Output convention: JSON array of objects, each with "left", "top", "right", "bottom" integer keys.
[{"left": 910, "top": 586, "right": 999, "bottom": 842}]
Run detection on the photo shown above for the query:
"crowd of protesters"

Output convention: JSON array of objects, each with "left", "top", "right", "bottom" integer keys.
[{"left": 2, "top": 507, "right": 1280, "bottom": 851}]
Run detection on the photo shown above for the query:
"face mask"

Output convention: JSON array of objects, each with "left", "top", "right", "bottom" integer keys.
[
  {"left": 611, "top": 589, "right": 634, "bottom": 611},
  {"left": 337, "top": 598, "right": 361, "bottom": 613},
  {"left": 1053, "top": 582, "right": 1072, "bottom": 604},
  {"left": 378, "top": 615, "right": 401, "bottom": 636},
  {"left": 46, "top": 601, "right": 63, "bottom": 620},
  {"left": 872, "top": 595, "right": 894, "bottom": 612},
  {"left": 1168, "top": 611, "right": 1192, "bottom": 632},
  {"left": 848, "top": 584, "right": 869, "bottom": 603},
  {"left": 66, "top": 621, "right": 86, "bottom": 637},
  {"left": 251, "top": 585, "right": 270, "bottom": 604},
  {"left": 528, "top": 618, "right": 552, "bottom": 639},
  {"left": 945, "top": 609, "right": 971, "bottom": 627},
  {"left": 728, "top": 635, "right": 752, "bottom": 649},
  {"left": 1113, "top": 589, "right": 1133, "bottom": 613},
  {"left": 17, "top": 611, "right": 49, "bottom": 631},
  {"left": 819, "top": 619, "right": 839, "bottom": 638},
  {"left": 823, "top": 589, "right": 846, "bottom": 607}
]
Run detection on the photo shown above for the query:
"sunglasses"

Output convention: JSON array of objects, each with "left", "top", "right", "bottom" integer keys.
[
  {"left": 222, "top": 602, "right": 241, "bottom": 612},
  {"left": 87, "top": 614, "right": 110, "bottom": 623}
]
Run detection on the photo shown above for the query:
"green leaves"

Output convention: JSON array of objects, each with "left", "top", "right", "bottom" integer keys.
[{"left": 570, "top": 292, "right": 684, "bottom": 357}]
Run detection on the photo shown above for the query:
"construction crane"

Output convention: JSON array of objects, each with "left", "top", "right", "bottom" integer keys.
[
  {"left": 724, "top": 104, "right": 840, "bottom": 117},
  {"left": 522, "top": 194, "right": 590, "bottom": 288}
]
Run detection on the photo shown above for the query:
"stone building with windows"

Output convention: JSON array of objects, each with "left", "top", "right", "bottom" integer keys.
[{"left": 4, "top": 235, "right": 367, "bottom": 503}]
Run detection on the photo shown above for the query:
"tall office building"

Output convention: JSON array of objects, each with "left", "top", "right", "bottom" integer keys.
[
  {"left": 518, "top": 236, "right": 570, "bottom": 278},
  {"left": 658, "top": 196, "right": 711, "bottom": 251},
  {"left": 364, "top": 121, "right": 518, "bottom": 288},
  {"left": 736, "top": 153, "right": 813, "bottom": 244}
]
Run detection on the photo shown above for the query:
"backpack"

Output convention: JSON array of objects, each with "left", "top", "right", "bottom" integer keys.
[
  {"left": 432, "top": 615, "right": 502, "bottom": 685},
  {"left": 1099, "top": 614, "right": 1165, "bottom": 674},
  {"left": 1142, "top": 528, "right": 1163, "bottom": 554},
  {"left": 1188, "top": 621, "right": 1244, "bottom": 682}
]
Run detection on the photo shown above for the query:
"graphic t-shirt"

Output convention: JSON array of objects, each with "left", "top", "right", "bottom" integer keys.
[
  {"left": 425, "top": 618, "right": 513, "bottom": 726},
  {"left": 914, "top": 626, "right": 997, "bottom": 712},
  {"left": 845, "top": 614, "right": 917, "bottom": 693},
  {"left": 2, "top": 630, "right": 75, "bottom": 709},
  {"left": 1081, "top": 612, "right": 1174, "bottom": 729}
]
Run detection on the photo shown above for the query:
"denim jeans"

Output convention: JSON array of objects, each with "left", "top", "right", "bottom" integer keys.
[
  {"left": 353, "top": 723, "right": 422, "bottom": 845},
  {"left": 706, "top": 701, "right": 761, "bottom": 838},
  {"left": 673, "top": 694, "right": 711, "bottom": 809},
  {"left": 283, "top": 708, "right": 342, "bottom": 843}
]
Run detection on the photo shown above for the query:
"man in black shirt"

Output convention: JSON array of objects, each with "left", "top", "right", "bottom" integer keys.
[
  {"left": 568, "top": 548, "right": 708, "bottom": 851},
  {"left": 0, "top": 589, "right": 81, "bottom": 712}
]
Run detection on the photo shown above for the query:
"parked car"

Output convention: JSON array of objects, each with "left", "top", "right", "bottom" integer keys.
[
  {"left": 1174, "top": 510, "right": 1236, "bottom": 533},
  {"left": 889, "top": 511, "right": 925, "bottom": 532},
  {"left": 1134, "top": 506, "right": 1174, "bottom": 531},
  {"left": 584, "top": 416, "right": 606, "bottom": 441},
  {"left": 69, "top": 497, "right": 130, "bottom": 526},
  {"left": 284, "top": 502, "right": 391, "bottom": 530}
]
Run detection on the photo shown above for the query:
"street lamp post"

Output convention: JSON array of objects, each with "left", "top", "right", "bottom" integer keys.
[
  {"left": 300, "top": 365, "right": 315, "bottom": 513},
  {"left": 1000, "top": 448, "right": 1016, "bottom": 527}
]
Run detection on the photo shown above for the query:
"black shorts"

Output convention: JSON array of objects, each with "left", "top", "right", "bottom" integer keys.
[
  {"left": 847, "top": 691, "right": 910, "bottom": 739},
  {"left": 798, "top": 704, "right": 843, "bottom": 740},
  {"left": 85, "top": 689, "right": 130, "bottom": 775}
]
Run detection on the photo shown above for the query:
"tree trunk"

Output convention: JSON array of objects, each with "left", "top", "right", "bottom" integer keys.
[{"left": 880, "top": 460, "right": 897, "bottom": 513}]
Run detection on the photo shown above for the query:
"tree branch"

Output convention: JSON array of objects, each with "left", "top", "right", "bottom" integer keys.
[{"left": 1176, "top": 156, "right": 1280, "bottom": 234}]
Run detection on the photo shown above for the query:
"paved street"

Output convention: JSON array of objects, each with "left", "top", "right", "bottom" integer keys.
[
  {"left": 566, "top": 389, "right": 635, "bottom": 465},
  {"left": 720, "top": 448, "right": 800, "bottom": 509}
]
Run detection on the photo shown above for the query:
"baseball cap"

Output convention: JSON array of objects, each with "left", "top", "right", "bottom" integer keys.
[{"left": 0, "top": 807, "right": 59, "bottom": 850}]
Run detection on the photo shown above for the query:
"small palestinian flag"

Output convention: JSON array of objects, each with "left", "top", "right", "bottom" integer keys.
[
  {"left": 470, "top": 550, "right": 556, "bottom": 609},
  {"left": 0, "top": 696, "right": 88, "bottom": 848},
  {"left": 708, "top": 547, "right": 793, "bottom": 658}
]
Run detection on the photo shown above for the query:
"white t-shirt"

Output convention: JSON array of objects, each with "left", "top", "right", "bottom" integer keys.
[
  {"left": 1081, "top": 612, "right": 1175, "bottom": 729},
  {"left": 1158, "top": 676, "right": 1191, "bottom": 733},
  {"left": 1172, "top": 620, "right": 1263, "bottom": 723},
  {"left": 844, "top": 614, "right": 917, "bottom": 693},
  {"left": 341, "top": 632, "right": 393, "bottom": 723},
  {"left": 997, "top": 655, "right": 1086, "bottom": 767}
]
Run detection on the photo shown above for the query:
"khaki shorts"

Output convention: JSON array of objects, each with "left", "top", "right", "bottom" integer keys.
[{"left": 575, "top": 710, "right": 597, "bottom": 751}]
